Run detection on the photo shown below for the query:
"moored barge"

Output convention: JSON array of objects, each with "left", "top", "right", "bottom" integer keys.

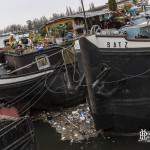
[
  {"left": 0, "top": 45, "right": 85, "bottom": 112},
  {"left": 79, "top": 23, "right": 150, "bottom": 132}
]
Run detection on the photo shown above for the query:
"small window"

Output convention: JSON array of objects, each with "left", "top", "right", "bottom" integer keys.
[{"left": 35, "top": 55, "right": 51, "bottom": 70}]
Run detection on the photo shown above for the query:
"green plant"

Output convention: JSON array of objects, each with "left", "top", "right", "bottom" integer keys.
[
  {"left": 108, "top": 0, "right": 117, "bottom": 11},
  {"left": 33, "top": 34, "right": 43, "bottom": 44},
  {"left": 51, "top": 24, "right": 67, "bottom": 37},
  {"left": 132, "top": 0, "right": 138, "bottom": 5}
]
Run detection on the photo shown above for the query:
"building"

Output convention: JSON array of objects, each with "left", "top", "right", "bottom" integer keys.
[
  {"left": 44, "top": 10, "right": 111, "bottom": 37},
  {"left": 44, "top": 0, "right": 131, "bottom": 39}
]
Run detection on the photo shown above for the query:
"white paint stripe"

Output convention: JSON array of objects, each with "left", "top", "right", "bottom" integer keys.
[
  {"left": 87, "top": 35, "right": 150, "bottom": 49},
  {"left": 0, "top": 70, "right": 53, "bottom": 85}
]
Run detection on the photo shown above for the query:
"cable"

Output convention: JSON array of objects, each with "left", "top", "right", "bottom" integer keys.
[
  {"left": 19, "top": 85, "right": 46, "bottom": 114},
  {"left": 0, "top": 117, "right": 27, "bottom": 134},
  {"left": 7, "top": 44, "right": 75, "bottom": 75},
  {"left": 65, "top": 47, "right": 81, "bottom": 83},
  {"left": 20, "top": 89, "right": 48, "bottom": 115},
  {"left": 2, "top": 131, "right": 34, "bottom": 150},
  {"left": 103, "top": 68, "right": 150, "bottom": 84},
  {"left": 19, "top": 139, "right": 32, "bottom": 150},
  {"left": 5, "top": 75, "right": 47, "bottom": 107},
  {"left": 0, "top": 118, "right": 28, "bottom": 138},
  {"left": 21, "top": 63, "right": 68, "bottom": 112},
  {"left": 4, "top": 61, "right": 62, "bottom": 107},
  {"left": 44, "top": 63, "right": 66, "bottom": 94},
  {"left": 7, "top": 49, "right": 62, "bottom": 75}
]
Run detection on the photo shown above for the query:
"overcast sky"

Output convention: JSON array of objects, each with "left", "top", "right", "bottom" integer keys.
[{"left": 0, "top": 0, "right": 107, "bottom": 29}]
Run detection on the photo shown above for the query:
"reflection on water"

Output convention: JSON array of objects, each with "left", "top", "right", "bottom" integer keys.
[{"left": 34, "top": 121, "right": 150, "bottom": 150}]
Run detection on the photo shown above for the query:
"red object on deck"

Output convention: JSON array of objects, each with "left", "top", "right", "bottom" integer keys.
[{"left": 0, "top": 107, "right": 20, "bottom": 120}]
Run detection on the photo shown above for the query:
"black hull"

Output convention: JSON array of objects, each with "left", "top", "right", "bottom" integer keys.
[
  {"left": 0, "top": 66, "right": 85, "bottom": 112},
  {"left": 4, "top": 46, "right": 63, "bottom": 75},
  {"left": 80, "top": 37, "right": 150, "bottom": 132},
  {"left": 0, "top": 46, "right": 86, "bottom": 111}
]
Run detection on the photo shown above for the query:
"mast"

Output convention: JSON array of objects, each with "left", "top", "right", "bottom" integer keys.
[{"left": 80, "top": 0, "right": 88, "bottom": 34}]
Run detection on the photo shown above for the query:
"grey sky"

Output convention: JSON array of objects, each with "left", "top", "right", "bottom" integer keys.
[{"left": 0, "top": 0, "right": 107, "bottom": 29}]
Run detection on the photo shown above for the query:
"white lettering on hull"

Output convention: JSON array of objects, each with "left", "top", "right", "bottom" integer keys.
[{"left": 87, "top": 35, "right": 150, "bottom": 49}]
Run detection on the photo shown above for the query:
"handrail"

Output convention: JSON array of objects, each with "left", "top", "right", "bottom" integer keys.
[{"left": 90, "top": 25, "right": 101, "bottom": 35}]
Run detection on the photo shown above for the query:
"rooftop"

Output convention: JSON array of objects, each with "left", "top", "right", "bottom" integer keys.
[
  {"left": 46, "top": 9, "right": 110, "bottom": 25},
  {"left": 46, "top": 0, "right": 130, "bottom": 26}
]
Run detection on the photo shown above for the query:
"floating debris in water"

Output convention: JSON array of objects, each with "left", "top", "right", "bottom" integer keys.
[{"left": 40, "top": 103, "right": 97, "bottom": 143}]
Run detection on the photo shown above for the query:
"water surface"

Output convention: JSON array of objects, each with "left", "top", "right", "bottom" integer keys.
[{"left": 34, "top": 121, "right": 150, "bottom": 150}]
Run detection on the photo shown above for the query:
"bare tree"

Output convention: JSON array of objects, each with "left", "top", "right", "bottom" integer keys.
[
  {"left": 78, "top": 6, "right": 83, "bottom": 13},
  {"left": 89, "top": 2, "right": 95, "bottom": 10},
  {"left": 26, "top": 20, "right": 33, "bottom": 31}
]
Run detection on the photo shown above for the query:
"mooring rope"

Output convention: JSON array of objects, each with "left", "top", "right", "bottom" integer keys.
[
  {"left": 0, "top": 117, "right": 29, "bottom": 138},
  {"left": 4, "top": 75, "right": 47, "bottom": 107},
  {"left": 7, "top": 49, "right": 62, "bottom": 75},
  {"left": 65, "top": 46, "right": 81, "bottom": 83},
  {"left": 2, "top": 130, "right": 34, "bottom": 150},
  {"left": 44, "top": 63, "right": 66, "bottom": 94},
  {"left": 19, "top": 84, "right": 46, "bottom": 114},
  {"left": 20, "top": 89, "right": 48, "bottom": 115},
  {"left": 1, "top": 43, "right": 84, "bottom": 114},
  {"left": 3, "top": 59, "right": 64, "bottom": 108},
  {"left": 20, "top": 64, "right": 65, "bottom": 114},
  {"left": 7, "top": 44, "right": 74, "bottom": 75}
]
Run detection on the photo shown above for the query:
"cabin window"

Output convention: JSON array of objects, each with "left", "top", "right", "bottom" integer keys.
[{"left": 35, "top": 55, "right": 51, "bottom": 70}]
